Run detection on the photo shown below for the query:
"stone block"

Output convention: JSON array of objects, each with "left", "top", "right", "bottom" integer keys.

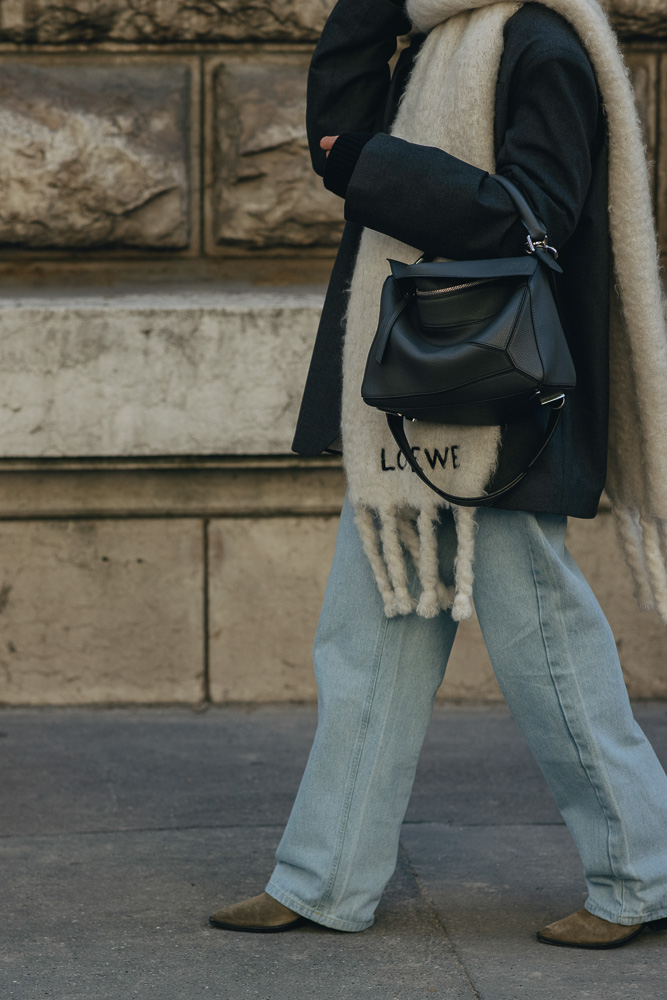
[
  {"left": 208, "top": 515, "right": 338, "bottom": 701},
  {"left": 1, "top": 1, "right": 664, "bottom": 44},
  {"left": 0, "top": 1, "right": 664, "bottom": 44},
  {"left": 0, "top": 0, "right": 336, "bottom": 43},
  {"left": 442, "top": 511, "right": 667, "bottom": 701},
  {"left": 0, "top": 459, "right": 346, "bottom": 519},
  {"left": 565, "top": 511, "right": 667, "bottom": 698},
  {"left": 208, "top": 55, "right": 344, "bottom": 249},
  {"left": 0, "top": 63, "right": 191, "bottom": 249},
  {"left": 0, "top": 286, "right": 324, "bottom": 456},
  {"left": 440, "top": 510, "right": 667, "bottom": 702},
  {"left": 660, "top": 53, "right": 667, "bottom": 255},
  {"left": 623, "top": 49, "right": 658, "bottom": 196},
  {"left": 207, "top": 506, "right": 667, "bottom": 704},
  {"left": 206, "top": 511, "right": 505, "bottom": 704},
  {"left": 437, "top": 615, "right": 500, "bottom": 702},
  {"left": 0, "top": 519, "right": 204, "bottom": 705},
  {"left": 607, "top": 0, "right": 667, "bottom": 36}
]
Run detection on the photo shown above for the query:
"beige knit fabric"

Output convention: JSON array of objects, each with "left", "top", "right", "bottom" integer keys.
[{"left": 342, "top": 0, "right": 667, "bottom": 623}]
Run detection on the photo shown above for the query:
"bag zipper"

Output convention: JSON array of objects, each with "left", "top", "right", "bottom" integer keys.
[{"left": 416, "top": 277, "right": 497, "bottom": 296}]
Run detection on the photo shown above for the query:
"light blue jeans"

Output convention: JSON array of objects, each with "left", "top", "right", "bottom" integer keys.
[{"left": 266, "top": 495, "right": 667, "bottom": 931}]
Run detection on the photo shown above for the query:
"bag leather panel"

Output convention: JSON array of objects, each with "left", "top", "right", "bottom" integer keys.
[
  {"left": 363, "top": 332, "right": 511, "bottom": 399},
  {"left": 528, "top": 269, "right": 577, "bottom": 387},
  {"left": 506, "top": 283, "right": 545, "bottom": 381},
  {"left": 366, "top": 371, "right": 539, "bottom": 424},
  {"left": 468, "top": 285, "right": 528, "bottom": 353},
  {"left": 378, "top": 273, "right": 402, "bottom": 325}
]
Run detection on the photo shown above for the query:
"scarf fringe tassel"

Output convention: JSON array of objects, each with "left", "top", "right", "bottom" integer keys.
[
  {"left": 613, "top": 506, "right": 667, "bottom": 624},
  {"left": 354, "top": 505, "right": 476, "bottom": 621}
]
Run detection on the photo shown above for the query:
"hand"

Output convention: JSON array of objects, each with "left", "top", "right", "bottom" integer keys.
[{"left": 320, "top": 135, "right": 339, "bottom": 158}]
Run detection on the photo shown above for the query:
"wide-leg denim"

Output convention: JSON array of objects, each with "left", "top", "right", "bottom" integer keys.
[{"left": 266, "top": 495, "right": 667, "bottom": 932}]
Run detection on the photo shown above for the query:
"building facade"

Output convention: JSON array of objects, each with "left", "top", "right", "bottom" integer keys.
[{"left": 0, "top": 0, "right": 664, "bottom": 704}]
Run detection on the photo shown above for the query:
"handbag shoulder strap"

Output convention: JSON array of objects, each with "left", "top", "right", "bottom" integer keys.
[
  {"left": 493, "top": 174, "right": 558, "bottom": 259},
  {"left": 386, "top": 398, "right": 564, "bottom": 508}
]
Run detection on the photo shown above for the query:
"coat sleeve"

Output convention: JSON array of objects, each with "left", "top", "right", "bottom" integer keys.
[
  {"left": 342, "top": 45, "right": 603, "bottom": 258},
  {"left": 306, "top": 0, "right": 412, "bottom": 178}
]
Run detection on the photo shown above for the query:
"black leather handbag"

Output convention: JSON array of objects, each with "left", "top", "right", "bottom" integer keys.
[{"left": 361, "top": 174, "right": 576, "bottom": 507}]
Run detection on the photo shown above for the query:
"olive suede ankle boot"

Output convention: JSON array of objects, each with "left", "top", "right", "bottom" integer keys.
[
  {"left": 537, "top": 908, "right": 644, "bottom": 949},
  {"left": 209, "top": 892, "right": 307, "bottom": 933}
]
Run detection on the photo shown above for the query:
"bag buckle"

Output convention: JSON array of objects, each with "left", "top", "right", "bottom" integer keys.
[
  {"left": 539, "top": 391, "right": 566, "bottom": 408},
  {"left": 526, "top": 234, "right": 559, "bottom": 259}
]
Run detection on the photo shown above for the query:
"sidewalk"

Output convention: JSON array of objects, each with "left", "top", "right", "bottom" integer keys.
[{"left": 2, "top": 703, "right": 666, "bottom": 1000}]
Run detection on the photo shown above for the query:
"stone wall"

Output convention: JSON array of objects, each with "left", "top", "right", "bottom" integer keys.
[
  {"left": 0, "top": 0, "right": 334, "bottom": 44},
  {"left": 0, "top": 1, "right": 665, "bottom": 705},
  {"left": 607, "top": 0, "right": 667, "bottom": 38},
  {"left": 0, "top": 461, "right": 665, "bottom": 705},
  {"left": 0, "top": 1, "right": 662, "bottom": 262}
]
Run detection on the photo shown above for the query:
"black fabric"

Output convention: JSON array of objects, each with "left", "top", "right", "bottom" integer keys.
[
  {"left": 324, "top": 132, "right": 373, "bottom": 198},
  {"left": 293, "top": 0, "right": 610, "bottom": 520},
  {"left": 305, "top": 0, "right": 412, "bottom": 180}
]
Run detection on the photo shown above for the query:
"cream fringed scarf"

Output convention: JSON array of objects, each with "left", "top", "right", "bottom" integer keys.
[{"left": 341, "top": 0, "right": 667, "bottom": 624}]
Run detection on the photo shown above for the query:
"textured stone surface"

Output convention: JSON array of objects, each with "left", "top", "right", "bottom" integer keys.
[
  {"left": 0, "top": 460, "right": 346, "bottom": 519},
  {"left": 660, "top": 53, "right": 667, "bottom": 255},
  {"left": 1, "top": 827, "right": 475, "bottom": 1000},
  {"left": 2, "top": 705, "right": 666, "bottom": 999},
  {"left": 207, "top": 505, "right": 667, "bottom": 703},
  {"left": 0, "top": 1, "right": 663, "bottom": 43},
  {"left": 0, "top": 499, "right": 662, "bottom": 706},
  {"left": 441, "top": 509, "right": 667, "bottom": 701},
  {"left": 210, "top": 56, "right": 344, "bottom": 248},
  {"left": 3, "top": 700, "right": 666, "bottom": 829},
  {"left": 608, "top": 0, "right": 667, "bottom": 36},
  {"left": 0, "top": 519, "right": 204, "bottom": 705},
  {"left": 208, "top": 516, "right": 338, "bottom": 702},
  {"left": 624, "top": 50, "right": 658, "bottom": 195},
  {"left": 0, "top": 286, "right": 324, "bottom": 456},
  {"left": 202, "top": 519, "right": 497, "bottom": 704},
  {"left": 0, "top": 0, "right": 336, "bottom": 43},
  {"left": 403, "top": 823, "right": 667, "bottom": 1000},
  {"left": 0, "top": 63, "right": 190, "bottom": 249},
  {"left": 566, "top": 511, "right": 667, "bottom": 698},
  {"left": 437, "top": 614, "right": 500, "bottom": 701},
  {"left": 207, "top": 505, "right": 667, "bottom": 704},
  {"left": 444, "top": 511, "right": 667, "bottom": 701}
]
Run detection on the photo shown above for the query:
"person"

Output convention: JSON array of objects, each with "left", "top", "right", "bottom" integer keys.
[{"left": 209, "top": 0, "right": 667, "bottom": 948}]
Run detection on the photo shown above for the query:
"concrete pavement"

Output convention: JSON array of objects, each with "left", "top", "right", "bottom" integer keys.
[{"left": 1, "top": 703, "right": 666, "bottom": 999}]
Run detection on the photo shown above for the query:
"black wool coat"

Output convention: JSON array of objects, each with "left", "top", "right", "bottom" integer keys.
[{"left": 292, "top": 0, "right": 610, "bottom": 519}]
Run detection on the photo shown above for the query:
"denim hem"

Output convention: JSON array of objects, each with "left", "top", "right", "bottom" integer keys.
[
  {"left": 585, "top": 899, "right": 667, "bottom": 926},
  {"left": 265, "top": 881, "right": 374, "bottom": 933}
]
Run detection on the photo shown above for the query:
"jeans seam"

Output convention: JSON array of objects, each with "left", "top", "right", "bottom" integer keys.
[
  {"left": 328, "top": 623, "right": 412, "bottom": 913},
  {"left": 318, "top": 611, "right": 390, "bottom": 911},
  {"left": 523, "top": 515, "right": 626, "bottom": 917}
]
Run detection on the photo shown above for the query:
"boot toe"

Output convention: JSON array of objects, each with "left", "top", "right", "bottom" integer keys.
[
  {"left": 209, "top": 891, "right": 306, "bottom": 933},
  {"left": 537, "top": 908, "right": 644, "bottom": 949}
]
